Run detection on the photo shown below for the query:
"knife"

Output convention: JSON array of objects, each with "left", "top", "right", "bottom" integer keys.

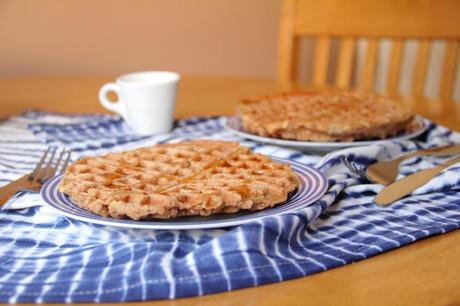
[
  {"left": 367, "top": 143, "right": 460, "bottom": 185},
  {"left": 375, "top": 155, "right": 460, "bottom": 206}
]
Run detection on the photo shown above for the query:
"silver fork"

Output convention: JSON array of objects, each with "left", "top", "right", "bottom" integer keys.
[
  {"left": 340, "top": 156, "right": 372, "bottom": 181},
  {"left": 0, "top": 147, "right": 72, "bottom": 206}
]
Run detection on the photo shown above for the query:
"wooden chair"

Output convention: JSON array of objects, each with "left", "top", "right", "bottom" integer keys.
[{"left": 278, "top": 0, "right": 460, "bottom": 127}]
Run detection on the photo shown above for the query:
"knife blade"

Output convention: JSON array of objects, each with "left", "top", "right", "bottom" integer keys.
[{"left": 375, "top": 155, "right": 460, "bottom": 206}]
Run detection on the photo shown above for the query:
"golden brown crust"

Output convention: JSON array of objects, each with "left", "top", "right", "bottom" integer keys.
[
  {"left": 58, "top": 140, "right": 299, "bottom": 220},
  {"left": 236, "top": 91, "right": 418, "bottom": 142}
]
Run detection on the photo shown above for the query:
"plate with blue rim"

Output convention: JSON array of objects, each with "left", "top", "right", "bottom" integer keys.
[
  {"left": 40, "top": 157, "right": 328, "bottom": 230},
  {"left": 224, "top": 116, "right": 427, "bottom": 153}
]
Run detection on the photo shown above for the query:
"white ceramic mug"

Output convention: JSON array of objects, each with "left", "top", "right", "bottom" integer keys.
[{"left": 99, "top": 71, "right": 180, "bottom": 135}]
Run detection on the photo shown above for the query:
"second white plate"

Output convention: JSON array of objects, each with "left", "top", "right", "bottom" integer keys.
[{"left": 225, "top": 116, "right": 427, "bottom": 153}]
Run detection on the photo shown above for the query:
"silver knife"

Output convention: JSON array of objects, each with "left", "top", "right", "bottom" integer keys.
[{"left": 375, "top": 155, "right": 460, "bottom": 206}]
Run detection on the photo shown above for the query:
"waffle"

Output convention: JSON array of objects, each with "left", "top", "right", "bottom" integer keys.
[
  {"left": 236, "top": 91, "right": 419, "bottom": 142},
  {"left": 58, "top": 140, "right": 299, "bottom": 220}
]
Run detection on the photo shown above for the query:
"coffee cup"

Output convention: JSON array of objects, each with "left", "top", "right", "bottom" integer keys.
[{"left": 99, "top": 71, "right": 180, "bottom": 135}]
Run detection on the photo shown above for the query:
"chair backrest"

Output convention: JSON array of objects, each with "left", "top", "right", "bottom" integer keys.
[{"left": 278, "top": 0, "right": 460, "bottom": 118}]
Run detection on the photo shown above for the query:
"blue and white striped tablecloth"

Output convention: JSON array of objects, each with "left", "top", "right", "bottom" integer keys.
[{"left": 0, "top": 110, "right": 459, "bottom": 303}]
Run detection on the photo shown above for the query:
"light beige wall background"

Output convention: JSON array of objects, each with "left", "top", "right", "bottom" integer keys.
[
  {"left": 0, "top": 0, "right": 282, "bottom": 78},
  {"left": 1, "top": 0, "right": 458, "bottom": 100}
]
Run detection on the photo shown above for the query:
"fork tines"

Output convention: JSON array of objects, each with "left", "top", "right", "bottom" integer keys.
[
  {"left": 340, "top": 156, "right": 372, "bottom": 181},
  {"left": 30, "top": 147, "right": 72, "bottom": 183}
]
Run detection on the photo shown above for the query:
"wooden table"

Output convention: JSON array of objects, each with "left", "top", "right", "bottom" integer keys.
[{"left": 1, "top": 76, "right": 459, "bottom": 306}]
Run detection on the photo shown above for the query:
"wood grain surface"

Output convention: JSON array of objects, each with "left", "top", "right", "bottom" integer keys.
[{"left": 1, "top": 75, "right": 459, "bottom": 306}]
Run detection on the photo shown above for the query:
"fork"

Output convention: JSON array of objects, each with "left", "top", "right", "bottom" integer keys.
[
  {"left": 0, "top": 147, "right": 72, "bottom": 206},
  {"left": 341, "top": 144, "right": 460, "bottom": 185}
]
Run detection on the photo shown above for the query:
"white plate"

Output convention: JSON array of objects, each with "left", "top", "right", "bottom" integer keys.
[
  {"left": 40, "top": 157, "right": 328, "bottom": 230},
  {"left": 224, "top": 116, "right": 427, "bottom": 153}
]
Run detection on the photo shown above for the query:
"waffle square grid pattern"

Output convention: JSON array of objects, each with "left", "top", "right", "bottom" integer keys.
[
  {"left": 59, "top": 141, "right": 298, "bottom": 220},
  {"left": 0, "top": 110, "right": 459, "bottom": 303}
]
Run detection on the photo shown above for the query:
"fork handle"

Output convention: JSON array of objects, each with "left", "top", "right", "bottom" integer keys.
[
  {"left": 0, "top": 175, "right": 29, "bottom": 207},
  {"left": 398, "top": 144, "right": 460, "bottom": 161},
  {"left": 0, "top": 184, "right": 22, "bottom": 206}
]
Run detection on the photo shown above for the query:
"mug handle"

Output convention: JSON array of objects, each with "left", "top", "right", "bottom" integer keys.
[{"left": 99, "top": 83, "right": 123, "bottom": 114}]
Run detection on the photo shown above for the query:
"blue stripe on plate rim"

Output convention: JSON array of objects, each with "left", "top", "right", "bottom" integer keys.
[{"left": 40, "top": 157, "right": 328, "bottom": 230}]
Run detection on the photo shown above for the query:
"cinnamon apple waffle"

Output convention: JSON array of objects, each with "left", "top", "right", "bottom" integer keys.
[
  {"left": 58, "top": 140, "right": 299, "bottom": 220},
  {"left": 236, "top": 91, "right": 420, "bottom": 142}
]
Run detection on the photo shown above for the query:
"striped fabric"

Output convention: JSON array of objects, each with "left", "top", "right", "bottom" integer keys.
[{"left": 1, "top": 110, "right": 460, "bottom": 303}]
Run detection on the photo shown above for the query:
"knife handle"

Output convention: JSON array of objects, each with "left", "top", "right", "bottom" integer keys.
[
  {"left": 441, "top": 155, "right": 460, "bottom": 168},
  {"left": 400, "top": 143, "right": 460, "bottom": 161}
]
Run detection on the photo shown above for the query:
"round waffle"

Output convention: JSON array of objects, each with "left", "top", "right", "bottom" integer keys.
[
  {"left": 236, "top": 91, "right": 419, "bottom": 142},
  {"left": 58, "top": 140, "right": 299, "bottom": 220}
]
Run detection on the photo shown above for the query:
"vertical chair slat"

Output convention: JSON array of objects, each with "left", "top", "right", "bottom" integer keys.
[
  {"left": 313, "top": 36, "right": 331, "bottom": 87},
  {"left": 387, "top": 39, "right": 404, "bottom": 96},
  {"left": 277, "top": 0, "right": 297, "bottom": 83},
  {"left": 412, "top": 40, "right": 431, "bottom": 113},
  {"left": 360, "top": 38, "right": 378, "bottom": 91},
  {"left": 335, "top": 37, "right": 356, "bottom": 89},
  {"left": 412, "top": 40, "right": 431, "bottom": 96},
  {"left": 440, "top": 40, "right": 459, "bottom": 114}
]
